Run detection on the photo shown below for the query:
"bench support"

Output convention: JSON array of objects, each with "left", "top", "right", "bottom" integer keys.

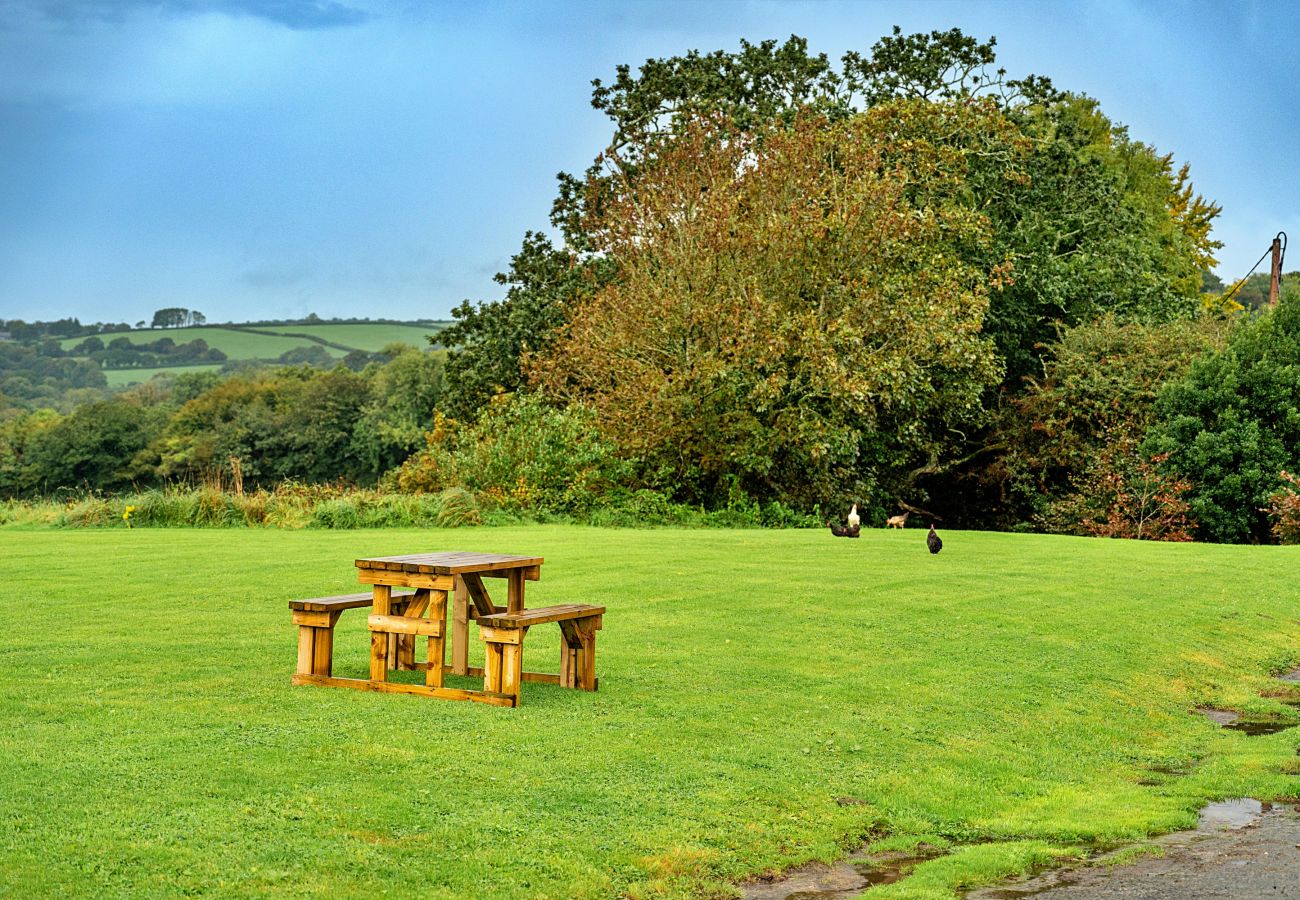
[
  {"left": 368, "top": 586, "right": 448, "bottom": 688},
  {"left": 478, "top": 607, "right": 603, "bottom": 705}
]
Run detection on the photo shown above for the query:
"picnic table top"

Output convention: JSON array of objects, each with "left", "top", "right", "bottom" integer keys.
[{"left": 354, "top": 551, "right": 544, "bottom": 576}]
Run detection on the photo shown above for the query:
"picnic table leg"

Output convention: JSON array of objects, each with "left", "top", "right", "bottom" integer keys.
[
  {"left": 294, "top": 611, "right": 334, "bottom": 678},
  {"left": 369, "top": 584, "right": 391, "bottom": 682},
  {"left": 426, "top": 589, "right": 447, "bottom": 689},
  {"left": 312, "top": 614, "right": 336, "bottom": 677},
  {"left": 559, "top": 616, "right": 600, "bottom": 691},
  {"left": 452, "top": 576, "right": 469, "bottom": 676},
  {"left": 479, "top": 624, "right": 523, "bottom": 703}
]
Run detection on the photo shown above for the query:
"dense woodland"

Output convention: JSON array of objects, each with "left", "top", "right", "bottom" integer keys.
[{"left": 6, "top": 28, "right": 1300, "bottom": 542}]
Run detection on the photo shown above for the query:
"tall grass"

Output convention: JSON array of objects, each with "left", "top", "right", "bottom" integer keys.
[{"left": 3, "top": 483, "right": 819, "bottom": 530}]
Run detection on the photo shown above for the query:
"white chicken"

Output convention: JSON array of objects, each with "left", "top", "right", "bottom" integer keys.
[{"left": 847, "top": 504, "right": 860, "bottom": 529}]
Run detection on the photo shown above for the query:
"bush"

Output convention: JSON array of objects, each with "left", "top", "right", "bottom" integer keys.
[
  {"left": 389, "top": 395, "right": 627, "bottom": 515},
  {"left": 1264, "top": 471, "right": 1300, "bottom": 544},
  {"left": 57, "top": 497, "right": 115, "bottom": 528},
  {"left": 308, "top": 498, "right": 363, "bottom": 529},
  {"left": 434, "top": 487, "right": 482, "bottom": 527},
  {"left": 1146, "top": 295, "right": 1300, "bottom": 542}
]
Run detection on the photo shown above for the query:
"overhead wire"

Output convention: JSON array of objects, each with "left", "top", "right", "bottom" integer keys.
[{"left": 1216, "top": 231, "right": 1287, "bottom": 308}]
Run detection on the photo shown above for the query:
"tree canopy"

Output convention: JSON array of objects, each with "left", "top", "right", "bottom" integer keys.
[{"left": 531, "top": 107, "right": 1007, "bottom": 507}]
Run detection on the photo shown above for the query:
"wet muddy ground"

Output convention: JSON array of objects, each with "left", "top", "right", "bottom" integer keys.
[
  {"left": 967, "top": 799, "right": 1300, "bottom": 899},
  {"left": 741, "top": 844, "right": 944, "bottom": 900},
  {"left": 741, "top": 668, "right": 1300, "bottom": 899}
]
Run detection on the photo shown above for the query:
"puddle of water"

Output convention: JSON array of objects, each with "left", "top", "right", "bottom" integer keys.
[
  {"left": 741, "top": 845, "right": 944, "bottom": 899},
  {"left": 741, "top": 863, "right": 866, "bottom": 900},
  {"left": 1197, "top": 797, "right": 1270, "bottom": 831},
  {"left": 1196, "top": 707, "right": 1239, "bottom": 725},
  {"left": 1196, "top": 708, "right": 1297, "bottom": 736},
  {"left": 1223, "top": 720, "right": 1296, "bottom": 736},
  {"left": 853, "top": 848, "right": 945, "bottom": 887}
]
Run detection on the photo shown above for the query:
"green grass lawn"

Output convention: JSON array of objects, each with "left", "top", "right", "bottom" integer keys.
[{"left": 2, "top": 527, "right": 1298, "bottom": 898}]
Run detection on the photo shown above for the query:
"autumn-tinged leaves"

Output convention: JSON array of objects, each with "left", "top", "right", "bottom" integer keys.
[{"left": 529, "top": 106, "right": 1010, "bottom": 503}]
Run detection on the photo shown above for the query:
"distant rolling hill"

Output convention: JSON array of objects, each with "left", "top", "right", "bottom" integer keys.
[{"left": 59, "top": 321, "right": 449, "bottom": 386}]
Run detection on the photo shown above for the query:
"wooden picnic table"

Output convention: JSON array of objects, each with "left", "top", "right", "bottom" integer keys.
[
  {"left": 291, "top": 550, "right": 602, "bottom": 707},
  {"left": 355, "top": 551, "right": 542, "bottom": 682}
]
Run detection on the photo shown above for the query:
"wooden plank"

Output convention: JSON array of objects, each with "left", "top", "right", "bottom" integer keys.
[
  {"left": 483, "top": 641, "right": 504, "bottom": 693},
  {"left": 481, "top": 605, "right": 606, "bottom": 629},
  {"left": 357, "top": 571, "right": 454, "bottom": 591},
  {"left": 313, "top": 626, "right": 333, "bottom": 677},
  {"left": 427, "top": 590, "right": 447, "bottom": 688},
  {"left": 478, "top": 625, "right": 525, "bottom": 646},
  {"left": 452, "top": 576, "right": 469, "bottom": 676},
  {"left": 560, "top": 642, "right": 576, "bottom": 689},
  {"left": 461, "top": 573, "right": 497, "bottom": 618},
  {"left": 369, "top": 584, "right": 390, "bottom": 681},
  {"left": 296, "top": 627, "right": 315, "bottom": 676},
  {"left": 507, "top": 568, "right": 524, "bottom": 614},
  {"left": 488, "top": 566, "right": 541, "bottom": 582},
  {"left": 501, "top": 643, "right": 522, "bottom": 701},
  {"left": 579, "top": 630, "right": 596, "bottom": 691},
  {"left": 292, "top": 609, "right": 333, "bottom": 628},
  {"left": 291, "top": 674, "right": 515, "bottom": 707},
  {"left": 290, "top": 590, "right": 416, "bottom": 612},
  {"left": 355, "top": 552, "right": 544, "bottom": 577},
  {"left": 558, "top": 618, "right": 580, "bottom": 650},
  {"left": 367, "top": 614, "right": 444, "bottom": 637}
]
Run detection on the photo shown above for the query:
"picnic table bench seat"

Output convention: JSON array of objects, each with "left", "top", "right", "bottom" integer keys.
[
  {"left": 477, "top": 604, "right": 604, "bottom": 697},
  {"left": 291, "top": 590, "right": 415, "bottom": 678}
]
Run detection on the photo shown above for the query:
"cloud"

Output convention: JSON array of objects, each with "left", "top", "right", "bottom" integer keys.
[
  {"left": 179, "top": 0, "right": 372, "bottom": 30},
  {"left": 11, "top": 0, "right": 372, "bottom": 31}
]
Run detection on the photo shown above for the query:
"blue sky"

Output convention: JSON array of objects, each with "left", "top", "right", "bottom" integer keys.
[{"left": 1, "top": 0, "right": 1296, "bottom": 325}]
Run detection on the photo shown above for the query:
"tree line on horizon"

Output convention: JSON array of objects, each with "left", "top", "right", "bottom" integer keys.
[{"left": 5, "top": 28, "right": 1300, "bottom": 543}]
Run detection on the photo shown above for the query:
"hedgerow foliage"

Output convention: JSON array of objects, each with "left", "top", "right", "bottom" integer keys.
[{"left": 1146, "top": 290, "right": 1300, "bottom": 542}]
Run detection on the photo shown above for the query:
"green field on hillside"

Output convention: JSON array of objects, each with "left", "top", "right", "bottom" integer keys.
[
  {"left": 59, "top": 322, "right": 448, "bottom": 362},
  {"left": 60, "top": 327, "right": 347, "bottom": 359},
  {"left": 102, "top": 363, "right": 226, "bottom": 386},
  {"left": 2, "top": 527, "right": 1297, "bottom": 898},
  {"left": 255, "top": 323, "right": 444, "bottom": 351}
]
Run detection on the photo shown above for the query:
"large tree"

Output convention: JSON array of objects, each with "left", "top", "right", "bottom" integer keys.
[
  {"left": 530, "top": 108, "right": 1006, "bottom": 507},
  {"left": 445, "top": 28, "right": 1219, "bottom": 419}
]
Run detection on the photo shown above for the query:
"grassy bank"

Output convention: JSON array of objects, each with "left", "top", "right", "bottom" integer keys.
[{"left": 1, "top": 527, "right": 1298, "bottom": 898}]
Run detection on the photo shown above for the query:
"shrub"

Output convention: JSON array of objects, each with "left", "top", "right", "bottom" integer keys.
[
  {"left": 1041, "top": 439, "right": 1195, "bottom": 541},
  {"left": 308, "top": 498, "right": 363, "bottom": 529},
  {"left": 1264, "top": 471, "right": 1300, "bottom": 544},
  {"left": 57, "top": 497, "right": 115, "bottom": 528},
  {"left": 1146, "top": 293, "right": 1300, "bottom": 542},
  {"left": 389, "top": 395, "right": 627, "bottom": 515},
  {"left": 434, "top": 487, "right": 482, "bottom": 527}
]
